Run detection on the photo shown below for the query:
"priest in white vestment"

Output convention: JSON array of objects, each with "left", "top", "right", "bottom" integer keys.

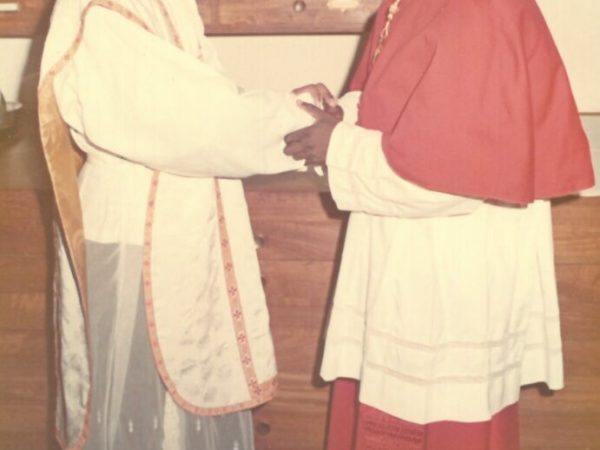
[{"left": 38, "top": 0, "right": 314, "bottom": 449}]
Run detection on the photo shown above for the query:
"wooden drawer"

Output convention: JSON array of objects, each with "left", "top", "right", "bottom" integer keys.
[
  {"left": 252, "top": 219, "right": 345, "bottom": 261},
  {"left": 0, "top": 191, "right": 52, "bottom": 293},
  {"left": 552, "top": 197, "right": 600, "bottom": 265},
  {"left": 521, "top": 377, "right": 600, "bottom": 449},
  {"left": 262, "top": 260, "right": 336, "bottom": 325},
  {"left": 0, "top": 187, "right": 54, "bottom": 450},
  {"left": 245, "top": 190, "right": 344, "bottom": 223},
  {"left": 247, "top": 190, "right": 347, "bottom": 261},
  {"left": 206, "top": 0, "right": 380, "bottom": 35},
  {"left": 0, "top": 403, "right": 48, "bottom": 434},
  {"left": 253, "top": 382, "right": 329, "bottom": 450},
  {"left": 0, "top": 253, "right": 49, "bottom": 292},
  {"left": 556, "top": 264, "right": 600, "bottom": 342},
  {"left": 0, "top": 431, "right": 53, "bottom": 450},
  {"left": 254, "top": 259, "right": 335, "bottom": 449},
  {"left": 0, "top": 0, "right": 53, "bottom": 36},
  {"left": 0, "top": 369, "right": 48, "bottom": 408},
  {"left": 0, "top": 190, "right": 52, "bottom": 256},
  {"left": 0, "top": 328, "right": 48, "bottom": 368},
  {"left": 0, "top": 293, "right": 48, "bottom": 330},
  {"left": 1, "top": 173, "right": 598, "bottom": 450}
]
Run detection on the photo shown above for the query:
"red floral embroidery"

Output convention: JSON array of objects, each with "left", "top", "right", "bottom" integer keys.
[
  {"left": 153, "top": 0, "right": 183, "bottom": 49},
  {"left": 249, "top": 379, "right": 261, "bottom": 395}
]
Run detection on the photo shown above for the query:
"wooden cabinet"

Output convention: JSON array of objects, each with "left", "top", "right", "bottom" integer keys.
[
  {"left": 242, "top": 182, "right": 600, "bottom": 450},
  {"left": 1, "top": 153, "right": 600, "bottom": 449},
  {"left": 0, "top": 88, "right": 55, "bottom": 448},
  {"left": 519, "top": 197, "right": 600, "bottom": 450},
  {"left": 0, "top": 0, "right": 53, "bottom": 36},
  {"left": 0, "top": 0, "right": 379, "bottom": 36},
  {"left": 245, "top": 176, "right": 346, "bottom": 450},
  {"left": 0, "top": 187, "right": 54, "bottom": 449},
  {"left": 200, "top": 0, "right": 379, "bottom": 34},
  {"left": 2, "top": 1, "right": 599, "bottom": 449}
]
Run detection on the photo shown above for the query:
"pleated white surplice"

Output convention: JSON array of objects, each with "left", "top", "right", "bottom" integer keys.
[{"left": 321, "top": 94, "right": 564, "bottom": 425}]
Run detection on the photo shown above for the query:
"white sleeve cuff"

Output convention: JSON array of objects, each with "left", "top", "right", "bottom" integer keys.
[
  {"left": 337, "top": 90, "right": 362, "bottom": 125},
  {"left": 326, "top": 122, "right": 482, "bottom": 217},
  {"left": 327, "top": 121, "right": 383, "bottom": 212}
]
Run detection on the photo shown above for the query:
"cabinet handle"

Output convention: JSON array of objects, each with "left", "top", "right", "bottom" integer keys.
[
  {"left": 254, "top": 234, "right": 266, "bottom": 249},
  {"left": 0, "top": 2, "right": 19, "bottom": 12},
  {"left": 256, "top": 421, "right": 271, "bottom": 435},
  {"left": 292, "top": 0, "right": 306, "bottom": 13}
]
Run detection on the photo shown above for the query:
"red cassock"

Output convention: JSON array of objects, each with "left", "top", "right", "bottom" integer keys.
[
  {"left": 327, "top": 379, "right": 520, "bottom": 450},
  {"left": 327, "top": 0, "right": 594, "bottom": 448}
]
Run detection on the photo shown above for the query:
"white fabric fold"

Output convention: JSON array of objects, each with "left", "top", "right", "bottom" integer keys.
[{"left": 53, "top": 6, "right": 311, "bottom": 179}]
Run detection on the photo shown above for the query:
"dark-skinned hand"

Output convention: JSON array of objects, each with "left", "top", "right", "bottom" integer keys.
[{"left": 284, "top": 101, "right": 342, "bottom": 166}]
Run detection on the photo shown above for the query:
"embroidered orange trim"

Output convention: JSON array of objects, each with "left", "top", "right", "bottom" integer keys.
[
  {"left": 142, "top": 175, "right": 278, "bottom": 415},
  {"left": 153, "top": 0, "right": 184, "bottom": 49},
  {"left": 214, "top": 180, "right": 275, "bottom": 401},
  {"left": 39, "top": 3, "right": 152, "bottom": 450},
  {"left": 139, "top": 0, "right": 277, "bottom": 416}
]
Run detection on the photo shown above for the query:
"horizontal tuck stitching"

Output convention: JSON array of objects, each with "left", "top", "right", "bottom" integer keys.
[
  {"left": 333, "top": 303, "right": 365, "bottom": 317},
  {"left": 327, "top": 337, "right": 364, "bottom": 347},
  {"left": 365, "top": 361, "right": 521, "bottom": 385},
  {"left": 524, "top": 343, "right": 562, "bottom": 353},
  {"left": 528, "top": 312, "right": 560, "bottom": 322},
  {"left": 368, "top": 328, "right": 526, "bottom": 351}
]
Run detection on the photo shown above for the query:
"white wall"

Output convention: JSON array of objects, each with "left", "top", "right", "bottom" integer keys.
[
  {"left": 537, "top": 0, "right": 600, "bottom": 113},
  {"left": 1, "top": 1, "right": 598, "bottom": 108},
  {"left": 212, "top": 1, "right": 600, "bottom": 112},
  {"left": 211, "top": 35, "right": 361, "bottom": 96},
  {"left": 0, "top": 38, "right": 32, "bottom": 102},
  {"left": 580, "top": 115, "right": 600, "bottom": 196}
]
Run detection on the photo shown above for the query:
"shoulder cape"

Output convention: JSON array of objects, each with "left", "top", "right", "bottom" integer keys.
[{"left": 351, "top": 0, "right": 594, "bottom": 204}]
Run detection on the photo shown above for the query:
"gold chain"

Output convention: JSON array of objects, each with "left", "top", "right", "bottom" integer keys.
[{"left": 370, "top": 0, "right": 402, "bottom": 69}]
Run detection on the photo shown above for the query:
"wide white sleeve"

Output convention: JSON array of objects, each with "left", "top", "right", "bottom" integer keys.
[
  {"left": 53, "top": 7, "right": 310, "bottom": 178},
  {"left": 337, "top": 90, "right": 362, "bottom": 125},
  {"left": 326, "top": 122, "right": 483, "bottom": 218}
]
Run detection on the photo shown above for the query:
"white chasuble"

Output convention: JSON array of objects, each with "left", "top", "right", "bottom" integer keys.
[{"left": 39, "top": 0, "right": 312, "bottom": 448}]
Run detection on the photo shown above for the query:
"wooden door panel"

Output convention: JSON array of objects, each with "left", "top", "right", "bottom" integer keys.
[
  {"left": 211, "top": 0, "right": 380, "bottom": 34},
  {"left": 0, "top": 0, "right": 53, "bottom": 36}
]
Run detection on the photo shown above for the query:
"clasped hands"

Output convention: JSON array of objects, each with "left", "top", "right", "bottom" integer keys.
[{"left": 284, "top": 83, "right": 343, "bottom": 166}]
